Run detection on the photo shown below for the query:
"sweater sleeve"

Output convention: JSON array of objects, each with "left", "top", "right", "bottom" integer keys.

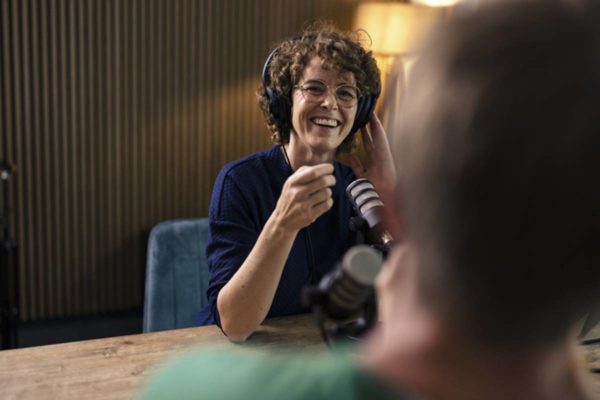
[{"left": 203, "top": 168, "right": 261, "bottom": 327}]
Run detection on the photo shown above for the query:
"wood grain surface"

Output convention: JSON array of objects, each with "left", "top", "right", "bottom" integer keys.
[
  {"left": 0, "top": 314, "right": 323, "bottom": 400},
  {"left": 0, "top": 314, "right": 598, "bottom": 400}
]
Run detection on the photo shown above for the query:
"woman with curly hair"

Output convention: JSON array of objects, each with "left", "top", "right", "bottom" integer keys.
[{"left": 197, "top": 23, "right": 394, "bottom": 341}]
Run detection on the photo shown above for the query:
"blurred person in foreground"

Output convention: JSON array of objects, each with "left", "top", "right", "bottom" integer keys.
[
  {"left": 197, "top": 23, "right": 392, "bottom": 341},
  {"left": 142, "top": 1, "right": 599, "bottom": 399}
]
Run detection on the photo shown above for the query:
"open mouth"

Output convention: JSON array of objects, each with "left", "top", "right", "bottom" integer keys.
[{"left": 311, "top": 117, "right": 340, "bottom": 128}]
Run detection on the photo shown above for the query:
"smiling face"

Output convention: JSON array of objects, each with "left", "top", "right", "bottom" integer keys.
[{"left": 289, "top": 56, "right": 358, "bottom": 158}]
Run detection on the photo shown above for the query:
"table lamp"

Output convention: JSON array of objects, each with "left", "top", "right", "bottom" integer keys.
[{"left": 353, "top": 2, "right": 445, "bottom": 127}]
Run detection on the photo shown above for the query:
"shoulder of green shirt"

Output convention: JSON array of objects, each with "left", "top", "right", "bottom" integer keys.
[{"left": 139, "top": 345, "right": 404, "bottom": 400}]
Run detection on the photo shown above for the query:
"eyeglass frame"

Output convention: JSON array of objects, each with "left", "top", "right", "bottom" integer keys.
[{"left": 293, "top": 80, "right": 362, "bottom": 108}]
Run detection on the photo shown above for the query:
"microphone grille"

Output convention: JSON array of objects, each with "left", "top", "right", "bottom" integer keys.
[
  {"left": 342, "top": 245, "right": 383, "bottom": 286},
  {"left": 346, "top": 178, "right": 384, "bottom": 216}
]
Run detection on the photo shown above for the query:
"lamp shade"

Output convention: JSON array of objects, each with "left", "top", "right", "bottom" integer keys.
[{"left": 354, "top": 2, "right": 444, "bottom": 56}]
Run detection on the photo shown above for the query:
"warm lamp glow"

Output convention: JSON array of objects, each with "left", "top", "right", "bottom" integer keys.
[
  {"left": 354, "top": 3, "right": 444, "bottom": 56},
  {"left": 413, "top": 0, "right": 461, "bottom": 7}
]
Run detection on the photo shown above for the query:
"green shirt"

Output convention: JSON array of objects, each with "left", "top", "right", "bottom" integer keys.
[{"left": 140, "top": 347, "right": 405, "bottom": 400}]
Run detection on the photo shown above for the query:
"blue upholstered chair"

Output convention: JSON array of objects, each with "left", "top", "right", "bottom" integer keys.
[{"left": 143, "top": 218, "right": 210, "bottom": 332}]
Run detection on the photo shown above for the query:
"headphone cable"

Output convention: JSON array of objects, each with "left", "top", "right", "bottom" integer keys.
[{"left": 280, "top": 145, "right": 317, "bottom": 284}]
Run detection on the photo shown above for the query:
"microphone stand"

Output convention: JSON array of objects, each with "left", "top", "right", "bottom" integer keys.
[
  {"left": 305, "top": 215, "right": 387, "bottom": 347},
  {"left": 304, "top": 285, "right": 374, "bottom": 346},
  {"left": 0, "top": 161, "right": 19, "bottom": 349},
  {"left": 349, "top": 215, "right": 391, "bottom": 258}
]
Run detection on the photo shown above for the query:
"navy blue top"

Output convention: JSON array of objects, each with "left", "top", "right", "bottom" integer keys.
[{"left": 198, "top": 146, "right": 358, "bottom": 326}]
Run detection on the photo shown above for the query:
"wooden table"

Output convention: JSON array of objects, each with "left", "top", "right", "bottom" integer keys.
[
  {"left": 0, "top": 314, "right": 324, "bottom": 400},
  {"left": 0, "top": 314, "right": 599, "bottom": 399}
]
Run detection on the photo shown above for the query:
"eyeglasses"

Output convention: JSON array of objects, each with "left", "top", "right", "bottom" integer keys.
[{"left": 294, "top": 81, "right": 361, "bottom": 108}]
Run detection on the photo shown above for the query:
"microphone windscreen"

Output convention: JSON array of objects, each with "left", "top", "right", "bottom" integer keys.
[
  {"left": 322, "top": 245, "right": 383, "bottom": 320},
  {"left": 342, "top": 245, "right": 383, "bottom": 285}
]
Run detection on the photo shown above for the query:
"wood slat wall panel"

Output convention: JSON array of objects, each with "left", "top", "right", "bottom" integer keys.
[{"left": 0, "top": 0, "right": 356, "bottom": 321}]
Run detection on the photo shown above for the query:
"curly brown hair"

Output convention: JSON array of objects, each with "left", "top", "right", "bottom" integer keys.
[{"left": 257, "top": 22, "right": 381, "bottom": 154}]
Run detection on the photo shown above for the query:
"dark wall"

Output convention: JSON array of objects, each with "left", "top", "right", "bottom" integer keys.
[{"left": 0, "top": 0, "right": 357, "bottom": 321}]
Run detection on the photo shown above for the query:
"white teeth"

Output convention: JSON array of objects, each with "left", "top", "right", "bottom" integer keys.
[{"left": 312, "top": 118, "right": 339, "bottom": 127}]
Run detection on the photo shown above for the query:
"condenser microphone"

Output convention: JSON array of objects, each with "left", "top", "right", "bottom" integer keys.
[
  {"left": 305, "top": 245, "right": 383, "bottom": 321},
  {"left": 346, "top": 178, "right": 394, "bottom": 250}
]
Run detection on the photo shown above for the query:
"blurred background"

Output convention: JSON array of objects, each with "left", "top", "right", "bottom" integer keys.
[{"left": 0, "top": 0, "right": 459, "bottom": 347}]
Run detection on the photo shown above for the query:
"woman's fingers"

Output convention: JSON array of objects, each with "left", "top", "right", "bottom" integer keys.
[
  {"left": 368, "top": 113, "right": 385, "bottom": 142},
  {"left": 310, "top": 197, "right": 334, "bottom": 218},
  {"left": 308, "top": 187, "right": 333, "bottom": 205},
  {"left": 293, "top": 163, "right": 334, "bottom": 184},
  {"left": 305, "top": 174, "right": 336, "bottom": 196},
  {"left": 286, "top": 165, "right": 335, "bottom": 198},
  {"left": 361, "top": 125, "right": 373, "bottom": 152},
  {"left": 362, "top": 113, "right": 397, "bottom": 185},
  {"left": 276, "top": 163, "right": 336, "bottom": 231}
]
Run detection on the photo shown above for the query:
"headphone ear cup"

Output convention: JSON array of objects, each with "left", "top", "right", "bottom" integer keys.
[
  {"left": 268, "top": 92, "right": 291, "bottom": 135},
  {"left": 352, "top": 87, "right": 381, "bottom": 133},
  {"left": 262, "top": 47, "right": 292, "bottom": 138},
  {"left": 351, "top": 94, "right": 375, "bottom": 133}
]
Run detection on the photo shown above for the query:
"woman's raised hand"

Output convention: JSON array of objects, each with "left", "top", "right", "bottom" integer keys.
[
  {"left": 273, "top": 163, "right": 336, "bottom": 232},
  {"left": 348, "top": 113, "right": 396, "bottom": 191}
]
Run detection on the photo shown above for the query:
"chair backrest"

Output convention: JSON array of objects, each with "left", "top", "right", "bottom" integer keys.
[{"left": 143, "top": 218, "right": 210, "bottom": 332}]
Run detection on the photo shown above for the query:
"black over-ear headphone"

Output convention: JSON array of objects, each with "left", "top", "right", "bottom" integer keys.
[{"left": 261, "top": 41, "right": 381, "bottom": 138}]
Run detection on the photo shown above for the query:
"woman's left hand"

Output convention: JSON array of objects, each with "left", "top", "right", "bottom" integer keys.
[{"left": 348, "top": 113, "right": 396, "bottom": 191}]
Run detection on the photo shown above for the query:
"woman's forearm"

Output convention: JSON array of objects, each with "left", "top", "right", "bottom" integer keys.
[
  {"left": 217, "top": 163, "right": 335, "bottom": 341},
  {"left": 216, "top": 213, "right": 297, "bottom": 342}
]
